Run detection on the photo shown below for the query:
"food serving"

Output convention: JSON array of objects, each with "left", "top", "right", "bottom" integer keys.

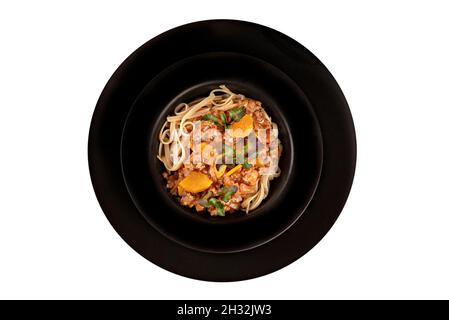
[{"left": 158, "top": 85, "right": 282, "bottom": 216}]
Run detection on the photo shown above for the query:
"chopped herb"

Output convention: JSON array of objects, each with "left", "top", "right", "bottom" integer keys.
[
  {"left": 202, "top": 114, "right": 220, "bottom": 125},
  {"left": 219, "top": 185, "right": 238, "bottom": 202},
  {"left": 215, "top": 202, "right": 226, "bottom": 217},
  {"left": 218, "top": 185, "right": 238, "bottom": 201},
  {"left": 202, "top": 191, "right": 214, "bottom": 200},
  {"left": 216, "top": 201, "right": 225, "bottom": 216},
  {"left": 220, "top": 113, "right": 227, "bottom": 125},
  {"left": 208, "top": 198, "right": 225, "bottom": 216},
  {"left": 243, "top": 160, "right": 252, "bottom": 169},
  {"left": 228, "top": 106, "right": 246, "bottom": 122},
  {"left": 217, "top": 186, "right": 228, "bottom": 196}
]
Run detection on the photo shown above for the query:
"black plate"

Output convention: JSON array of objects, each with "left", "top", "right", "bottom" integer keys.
[
  {"left": 121, "top": 53, "right": 323, "bottom": 253},
  {"left": 88, "top": 20, "right": 356, "bottom": 281}
]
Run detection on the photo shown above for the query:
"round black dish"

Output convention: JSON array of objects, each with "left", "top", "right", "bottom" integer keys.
[
  {"left": 121, "top": 52, "right": 323, "bottom": 253},
  {"left": 89, "top": 20, "right": 356, "bottom": 281}
]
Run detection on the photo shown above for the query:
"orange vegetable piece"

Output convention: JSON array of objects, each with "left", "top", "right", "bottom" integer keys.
[
  {"left": 256, "top": 157, "right": 266, "bottom": 167},
  {"left": 179, "top": 171, "right": 212, "bottom": 193},
  {"left": 226, "top": 164, "right": 242, "bottom": 176},
  {"left": 230, "top": 114, "right": 253, "bottom": 138},
  {"left": 191, "top": 141, "right": 207, "bottom": 151}
]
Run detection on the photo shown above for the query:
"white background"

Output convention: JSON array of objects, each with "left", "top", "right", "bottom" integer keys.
[{"left": 1, "top": 1, "right": 448, "bottom": 300}]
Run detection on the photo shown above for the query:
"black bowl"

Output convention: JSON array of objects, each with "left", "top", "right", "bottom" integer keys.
[
  {"left": 89, "top": 20, "right": 356, "bottom": 281},
  {"left": 121, "top": 52, "right": 323, "bottom": 253}
]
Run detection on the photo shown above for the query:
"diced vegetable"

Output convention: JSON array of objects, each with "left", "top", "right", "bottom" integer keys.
[
  {"left": 228, "top": 106, "right": 246, "bottom": 122},
  {"left": 202, "top": 190, "right": 214, "bottom": 200},
  {"left": 243, "top": 160, "right": 252, "bottom": 169},
  {"left": 208, "top": 197, "right": 218, "bottom": 206},
  {"left": 256, "top": 155, "right": 265, "bottom": 167},
  {"left": 226, "top": 164, "right": 242, "bottom": 176},
  {"left": 219, "top": 185, "right": 238, "bottom": 202},
  {"left": 216, "top": 165, "right": 227, "bottom": 178},
  {"left": 202, "top": 114, "right": 220, "bottom": 125},
  {"left": 179, "top": 171, "right": 212, "bottom": 193},
  {"left": 220, "top": 113, "right": 227, "bottom": 125},
  {"left": 230, "top": 114, "right": 253, "bottom": 138},
  {"left": 208, "top": 198, "right": 225, "bottom": 216},
  {"left": 216, "top": 203, "right": 225, "bottom": 216}
]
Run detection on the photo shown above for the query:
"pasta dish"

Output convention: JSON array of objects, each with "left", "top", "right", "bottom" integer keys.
[{"left": 158, "top": 85, "right": 282, "bottom": 216}]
